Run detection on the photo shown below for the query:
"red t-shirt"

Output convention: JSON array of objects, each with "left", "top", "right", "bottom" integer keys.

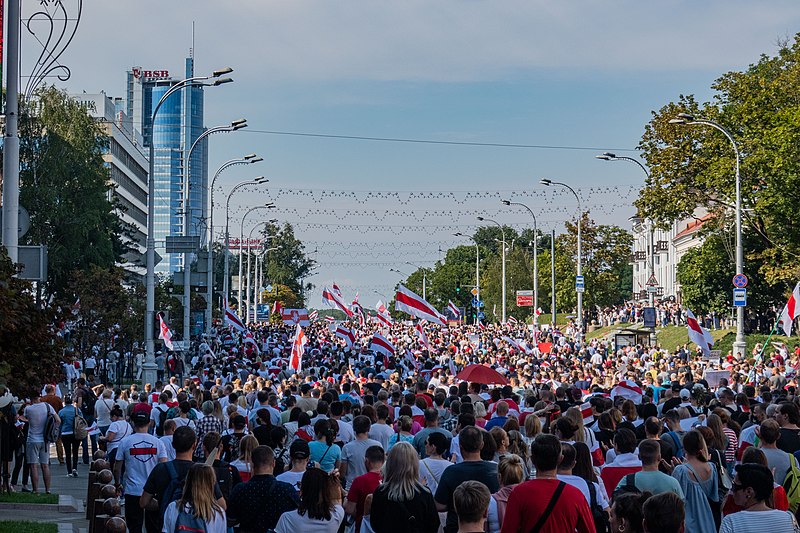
[
  {"left": 500, "top": 479, "right": 595, "bottom": 533},
  {"left": 347, "top": 471, "right": 382, "bottom": 533}
]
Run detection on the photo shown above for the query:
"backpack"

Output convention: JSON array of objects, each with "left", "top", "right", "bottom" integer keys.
[
  {"left": 588, "top": 480, "right": 610, "bottom": 533},
  {"left": 44, "top": 406, "right": 60, "bottom": 443},
  {"left": 73, "top": 406, "right": 89, "bottom": 441},
  {"left": 155, "top": 405, "right": 169, "bottom": 437},
  {"left": 160, "top": 461, "right": 185, "bottom": 517},
  {"left": 174, "top": 505, "right": 207, "bottom": 533},
  {"left": 80, "top": 387, "right": 97, "bottom": 417},
  {"left": 612, "top": 473, "right": 641, "bottom": 500},
  {"left": 664, "top": 431, "right": 685, "bottom": 460},
  {"left": 783, "top": 454, "right": 800, "bottom": 513}
]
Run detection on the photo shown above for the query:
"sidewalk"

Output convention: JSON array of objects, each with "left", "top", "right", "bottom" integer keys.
[{"left": 0, "top": 452, "right": 91, "bottom": 531}]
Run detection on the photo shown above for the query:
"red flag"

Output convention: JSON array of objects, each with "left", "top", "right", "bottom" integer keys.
[
  {"left": 289, "top": 325, "right": 308, "bottom": 372},
  {"left": 271, "top": 300, "right": 283, "bottom": 315}
]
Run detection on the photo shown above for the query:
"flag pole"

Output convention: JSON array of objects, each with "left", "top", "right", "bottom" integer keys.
[{"left": 746, "top": 307, "right": 782, "bottom": 384}]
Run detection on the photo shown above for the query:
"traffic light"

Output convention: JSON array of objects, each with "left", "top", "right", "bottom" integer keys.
[{"left": 456, "top": 286, "right": 461, "bottom": 293}]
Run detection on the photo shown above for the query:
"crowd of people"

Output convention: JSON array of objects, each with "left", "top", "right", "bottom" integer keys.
[{"left": 2, "top": 316, "right": 800, "bottom": 533}]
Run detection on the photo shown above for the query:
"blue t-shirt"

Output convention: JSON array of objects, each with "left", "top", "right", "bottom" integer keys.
[
  {"left": 58, "top": 406, "right": 76, "bottom": 435},
  {"left": 309, "top": 440, "right": 341, "bottom": 472}
]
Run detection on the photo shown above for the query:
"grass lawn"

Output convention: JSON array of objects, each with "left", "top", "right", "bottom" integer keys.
[
  {"left": 0, "top": 492, "right": 58, "bottom": 504},
  {"left": 0, "top": 521, "right": 57, "bottom": 533}
]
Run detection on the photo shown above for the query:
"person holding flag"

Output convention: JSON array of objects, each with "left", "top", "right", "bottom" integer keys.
[{"left": 289, "top": 324, "right": 308, "bottom": 372}]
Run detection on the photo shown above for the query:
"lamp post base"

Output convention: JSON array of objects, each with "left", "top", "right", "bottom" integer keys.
[
  {"left": 140, "top": 363, "right": 158, "bottom": 388},
  {"left": 733, "top": 339, "right": 747, "bottom": 359}
]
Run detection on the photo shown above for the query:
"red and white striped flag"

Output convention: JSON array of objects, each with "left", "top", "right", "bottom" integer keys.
[
  {"left": 405, "top": 349, "right": 420, "bottom": 371},
  {"left": 580, "top": 402, "right": 593, "bottom": 425},
  {"left": 332, "top": 283, "right": 343, "bottom": 299},
  {"left": 351, "top": 300, "right": 366, "bottom": 327},
  {"left": 507, "top": 316, "right": 518, "bottom": 326},
  {"left": 778, "top": 281, "right": 800, "bottom": 337},
  {"left": 335, "top": 325, "right": 356, "bottom": 347},
  {"left": 685, "top": 308, "right": 713, "bottom": 357},
  {"left": 611, "top": 379, "right": 643, "bottom": 404},
  {"left": 325, "top": 316, "right": 335, "bottom": 323},
  {"left": 158, "top": 313, "right": 174, "bottom": 351},
  {"left": 225, "top": 301, "right": 246, "bottom": 332},
  {"left": 243, "top": 332, "right": 261, "bottom": 354},
  {"left": 375, "top": 312, "right": 392, "bottom": 327},
  {"left": 309, "top": 310, "right": 319, "bottom": 321},
  {"left": 271, "top": 300, "right": 282, "bottom": 315},
  {"left": 322, "top": 286, "right": 354, "bottom": 317},
  {"left": 447, "top": 300, "right": 461, "bottom": 319},
  {"left": 369, "top": 332, "right": 395, "bottom": 358},
  {"left": 416, "top": 322, "right": 431, "bottom": 352},
  {"left": 395, "top": 284, "right": 447, "bottom": 326},
  {"left": 501, "top": 336, "right": 525, "bottom": 353},
  {"left": 289, "top": 325, "right": 307, "bottom": 372}
]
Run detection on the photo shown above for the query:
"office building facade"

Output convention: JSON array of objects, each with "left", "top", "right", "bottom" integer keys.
[
  {"left": 71, "top": 92, "right": 149, "bottom": 277},
  {"left": 126, "top": 57, "right": 207, "bottom": 274}
]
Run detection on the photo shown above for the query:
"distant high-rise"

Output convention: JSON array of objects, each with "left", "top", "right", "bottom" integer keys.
[{"left": 127, "top": 57, "right": 207, "bottom": 274}]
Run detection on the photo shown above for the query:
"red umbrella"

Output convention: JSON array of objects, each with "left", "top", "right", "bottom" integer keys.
[{"left": 456, "top": 364, "right": 508, "bottom": 385}]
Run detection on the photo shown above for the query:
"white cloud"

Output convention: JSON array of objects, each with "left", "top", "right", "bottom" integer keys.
[{"left": 41, "top": 0, "right": 800, "bottom": 91}]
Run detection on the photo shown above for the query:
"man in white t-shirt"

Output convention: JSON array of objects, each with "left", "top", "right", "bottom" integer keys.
[
  {"left": 276, "top": 440, "right": 311, "bottom": 494},
  {"left": 24, "top": 395, "right": 59, "bottom": 493},
  {"left": 114, "top": 411, "right": 168, "bottom": 533}
]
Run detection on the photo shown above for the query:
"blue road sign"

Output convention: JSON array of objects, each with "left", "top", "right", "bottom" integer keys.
[
  {"left": 478, "top": 312, "right": 485, "bottom": 319},
  {"left": 733, "top": 274, "right": 748, "bottom": 288},
  {"left": 733, "top": 288, "right": 747, "bottom": 307},
  {"left": 471, "top": 298, "right": 479, "bottom": 306}
]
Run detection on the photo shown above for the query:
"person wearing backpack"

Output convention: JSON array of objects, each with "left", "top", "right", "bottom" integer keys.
[
  {"left": 57, "top": 396, "right": 81, "bottom": 477},
  {"left": 23, "top": 392, "right": 59, "bottom": 494},
  {"left": 140, "top": 426, "right": 226, "bottom": 533},
  {"left": 150, "top": 392, "right": 171, "bottom": 437},
  {"left": 73, "top": 378, "right": 99, "bottom": 463},
  {"left": 162, "top": 463, "right": 227, "bottom": 533}
]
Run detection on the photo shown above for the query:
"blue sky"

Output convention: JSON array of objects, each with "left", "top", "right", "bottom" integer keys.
[{"left": 35, "top": 0, "right": 800, "bottom": 300}]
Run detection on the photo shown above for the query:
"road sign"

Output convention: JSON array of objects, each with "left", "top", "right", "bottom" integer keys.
[
  {"left": 516, "top": 290, "right": 534, "bottom": 307},
  {"left": 471, "top": 287, "right": 478, "bottom": 296},
  {"left": 733, "top": 274, "right": 748, "bottom": 288},
  {"left": 575, "top": 275, "right": 584, "bottom": 289},
  {"left": 478, "top": 300, "right": 485, "bottom": 308},
  {"left": 266, "top": 284, "right": 274, "bottom": 292},
  {"left": 478, "top": 312, "right": 485, "bottom": 319},
  {"left": 471, "top": 298, "right": 479, "bottom": 306},
  {"left": 646, "top": 286, "right": 658, "bottom": 293},
  {"left": 733, "top": 288, "right": 747, "bottom": 307},
  {"left": 645, "top": 274, "right": 659, "bottom": 287},
  {"left": 165, "top": 235, "right": 200, "bottom": 253}
]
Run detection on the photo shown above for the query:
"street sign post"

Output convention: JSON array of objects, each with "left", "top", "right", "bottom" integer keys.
[
  {"left": 516, "top": 290, "right": 533, "bottom": 307},
  {"left": 575, "top": 275, "right": 585, "bottom": 293},
  {"left": 733, "top": 288, "right": 747, "bottom": 307},
  {"left": 471, "top": 287, "right": 478, "bottom": 296}
]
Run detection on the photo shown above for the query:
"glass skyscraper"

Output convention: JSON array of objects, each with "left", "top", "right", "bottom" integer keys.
[{"left": 127, "top": 57, "right": 207, "bottom": 275}]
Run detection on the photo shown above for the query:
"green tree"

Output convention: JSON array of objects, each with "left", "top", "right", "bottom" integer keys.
[
  {"left": 636, "top": 34, "right": 800, "bottom": 303},
  {"left": 0, "top": 249, "right": 64, "bottom": 397},
  {"left": 15, "top": 87, "right": 127, "bottom": 299},
  {"left": 262, "top": 223, "right": 315, "bottom": 305}
]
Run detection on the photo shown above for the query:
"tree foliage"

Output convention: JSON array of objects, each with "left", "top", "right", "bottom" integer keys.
[
  {"left": 636, "top": 34, "right": 800, "bottom": 301},
  {"left": 0, "top": 249, "right": 63, "bottom": 397},
  {"left": 262, "top": 223, "right": 316, "bottom": 305},
  {"left": 15, "top": 87, "right": 127, "bottom": 299}
]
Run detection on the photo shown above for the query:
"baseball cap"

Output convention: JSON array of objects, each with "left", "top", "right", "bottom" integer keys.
[
  {"left": 290, "top": 439, "right": 310, "bottom": 459},
  {"left": 131, "top": 411, "right": 150, "bottom": 425},
  {"left": 679, "top": 389, "right": 691, "bottom": 399}
]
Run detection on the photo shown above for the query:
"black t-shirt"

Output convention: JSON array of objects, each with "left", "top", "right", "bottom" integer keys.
[
  {"left": 371, "top": 485, "right": 439, "bottom": 533},
  {"left": 434, "top": 460, "right": 500, "bottom": 533},
  {"left": 662, "top": 397, "right": 681, "bottom": 413},
  {"left": 229, "top": 474, "right": 299, "bottom": 532},
  {"left": 143, "top": 459, "right": 223, "bottom": 519},
  {"left": 778, "top": 428, "right": 800, "bottom": 454}
]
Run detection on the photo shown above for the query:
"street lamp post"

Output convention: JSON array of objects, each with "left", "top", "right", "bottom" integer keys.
[
  {"left": 223, "top": 178, "right": 268, "bottom": 306},
  {"left": 182, "top": 120, "right": 247, "bottom": 345},
  {"left": 669, "top": 113, "right": 746, "bottom": 358},
  {"left": 596, "top": 153, "right": 654, "bottom": 306},
  {"left": 245, "top": 224, "right": 274, "bottom": 323},
  {"left": 477, "top": 217, "right": 506, "bottom": 323},
  {"left": 239, "top": 204, "right": 275, "bottom": 313},
  {"left": 406, "top": 262, "right": 427, "bottom": 300},
  {"left": 540, "top": 178, "right": 583, "bottom": 336},
  {"left": 143, "top": 67, "right": 233, "bottom": 386},
  {"left": 256, "top": 245, "right": 279, "bottom": 318},
  {"left": 206, "top": 155, "right": 262, "bottom": 333},
  {"left": 454, "top": 232, "right": 481, "bottom": 325},
  {"left": 502, "top": 200, "right": 539, "bottom": 324}
]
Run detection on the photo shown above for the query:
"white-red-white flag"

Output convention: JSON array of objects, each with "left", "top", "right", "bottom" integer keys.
[
  {"left": 243, "top": 332, "right": 260, "bottom": 354},
  {"left": 158, "top": 313, "right": 174, "bottom": 351},
  {"left": 281, "top": 308, "right": 311, "bottom": 326},
  {"left": 447, "top": 300, "right": 461, "bottom": 318},
  {"left": 369, "top": 332, "right": 395, "bottom": 358},
  {"left": 395, "top": 284, "right": 447, "bottom": 326},
  {"left": 685, "top": 308, "right": 713, "bottom": 357},
  {"left": 416, "top": 322, "right": 431, "bottom": 352},
  {"left": 335, "top": 325, "right": 356, "bottom": 347},
  {"left": 778, "top": 281, "right": 800, "bottom": 337},
  {"left": 322, "top": 286, "right": 354, "bottom": 317},
  {"left": 271, "top": 300, "right": 282, "bottom": 315},
  {"left": 325, "top": 316, "right": 336, "bottom": 323},
  {"left": 289, "top": 324, "right": 307, "bottom": 372},
  {"left": 611, "top": 379, "right": 643, "bottom": 404},
  {"left": 375, "top": 312, "right": 392, "bottom": 327},
  {"left": 225, "top": 301, "right": 246, "bottom": 332},
  {"left": 332, "top": 283, "right": 343, "bottom": 299},
  {"left": 507, "top": 316, "right": 518, "bottom": 326},
  {"left": 309, "top": 310, "right": 319, "bottom": 321}
]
